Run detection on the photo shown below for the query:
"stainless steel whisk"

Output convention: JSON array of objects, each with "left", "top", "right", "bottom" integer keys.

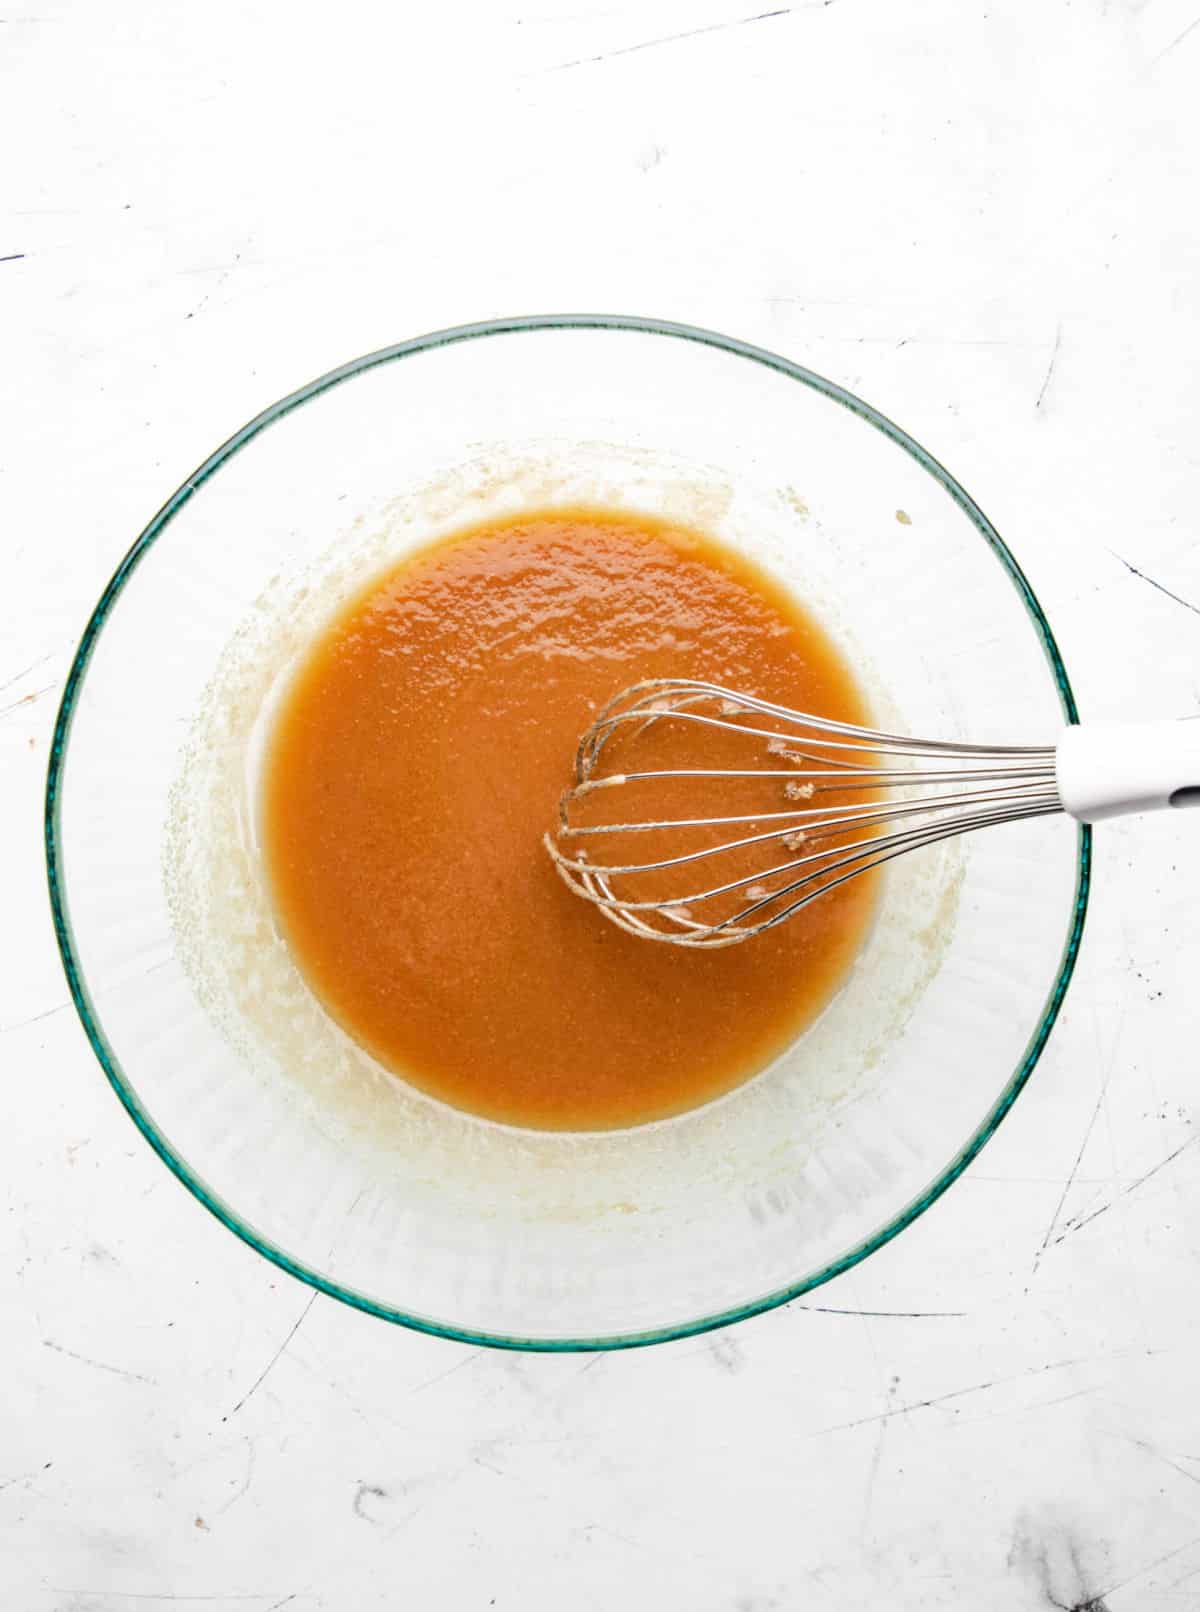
[{"left": 544, "top": 679, "right": 1200, "bottom": 948}]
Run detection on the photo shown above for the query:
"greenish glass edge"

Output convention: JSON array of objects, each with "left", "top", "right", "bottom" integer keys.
[{"left": 44, "top": 313, "right": 1092, "bottom": 1353}]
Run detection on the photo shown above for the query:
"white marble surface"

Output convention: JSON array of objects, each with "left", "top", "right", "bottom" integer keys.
[{"left": 5, "top": 2, "right": 1200, "bottom": 1607}]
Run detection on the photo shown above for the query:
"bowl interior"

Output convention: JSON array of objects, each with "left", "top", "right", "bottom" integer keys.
[{"left": 49, "top": 318, "right": 1087, "bottom": 1347}]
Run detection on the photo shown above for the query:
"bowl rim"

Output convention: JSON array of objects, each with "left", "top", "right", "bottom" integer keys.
[{"left": 44, "top": 313, "right": 1091, "bottom": 1351}]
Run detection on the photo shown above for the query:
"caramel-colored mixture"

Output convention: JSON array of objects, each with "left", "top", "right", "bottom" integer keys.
[{"left": 263, "top": 509, "right": 876, "bottom": 1129}]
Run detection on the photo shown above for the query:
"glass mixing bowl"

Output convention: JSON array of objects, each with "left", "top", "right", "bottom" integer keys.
[{"left": 46, "top": 316, "right": 1089, "bottom": 1349}]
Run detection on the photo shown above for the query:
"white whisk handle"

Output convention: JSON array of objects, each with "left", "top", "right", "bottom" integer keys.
[{"left": 1056, "top": 718, "right": 1200, "bottom": 822}]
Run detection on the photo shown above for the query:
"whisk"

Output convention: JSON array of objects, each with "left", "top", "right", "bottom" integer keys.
[{"left": 544, "top": 678, "right": 1200, "bottom": 948}]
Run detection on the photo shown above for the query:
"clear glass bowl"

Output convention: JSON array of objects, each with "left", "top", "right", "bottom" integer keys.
[{"left": 46, "top": 316, "right": 1089, "bottom": 1349}]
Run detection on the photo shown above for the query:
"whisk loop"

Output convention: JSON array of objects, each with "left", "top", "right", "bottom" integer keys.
[{"left": 543, "top": 678, "right": 1063, "bottom": 948}]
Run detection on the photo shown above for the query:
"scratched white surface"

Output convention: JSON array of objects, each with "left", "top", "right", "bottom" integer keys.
[{"left": 5, "top": 2, "right": 1200, "bottom": 1608}]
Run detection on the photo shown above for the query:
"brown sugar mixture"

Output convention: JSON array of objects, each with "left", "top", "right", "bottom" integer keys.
[{"left": 262, "top": 508, "right": 877, "bottom": 1130}]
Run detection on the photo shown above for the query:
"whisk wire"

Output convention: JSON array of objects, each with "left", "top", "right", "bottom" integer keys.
[{"left": 546, "top": 678, "right": 1064, "bottom": 947}]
